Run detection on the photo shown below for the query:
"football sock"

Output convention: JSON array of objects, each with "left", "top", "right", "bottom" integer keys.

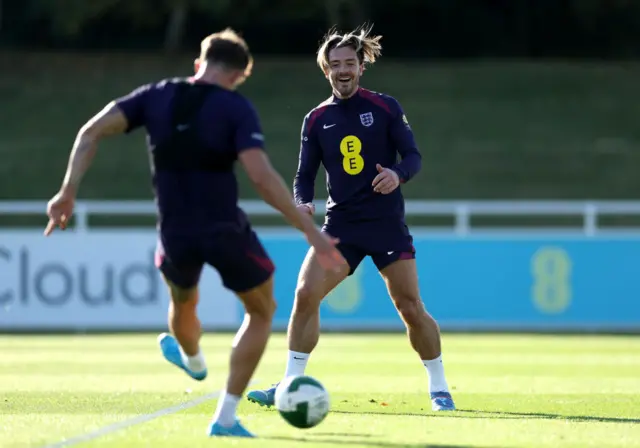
[
  {"left": 180, "top": 347, "right": 207, "bottom": 373},
  {"left": 284, "top": 350, "right": 309, "bottom": 378},
  {"left": 213, "top": 391, "right": 240, "bottom": 427},
  {"left": 423, "top": 355, "right": 450, "bottom": 393}
]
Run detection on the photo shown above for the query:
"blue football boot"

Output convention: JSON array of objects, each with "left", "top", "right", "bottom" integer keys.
[
  {"left": 208, "top": 420, "right": 255, "bottom": 438},
  {"left": 431, "top": 391, "right": 456, "bottom": 411},
  {"left": 157, "top": 333, "right": 207, "bottom": 381},
  {"left": 246, "top": 383, "right": 278, "bottom": 407}
]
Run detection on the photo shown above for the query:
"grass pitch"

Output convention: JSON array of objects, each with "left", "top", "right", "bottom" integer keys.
[{"left": 1, "top": 333, "right": 639, "bottom": 447}]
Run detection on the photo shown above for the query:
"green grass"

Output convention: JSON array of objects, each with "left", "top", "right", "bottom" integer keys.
[
  {"left": 1, "top": 52, "right": 640, "bottom": 201},
  {"left": 1, "top": 333, "right": 639, "bottom": 447}
]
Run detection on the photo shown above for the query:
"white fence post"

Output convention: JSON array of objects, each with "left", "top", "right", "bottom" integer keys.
[
  {"left": 455, "top": 203, "right": 470, "bottom": 235},
  {"left": 74, "top": 203, "right": 89, "bottom": 233},
  {"left": 584, "top": 203, "right": 597, "bottom": 236}
]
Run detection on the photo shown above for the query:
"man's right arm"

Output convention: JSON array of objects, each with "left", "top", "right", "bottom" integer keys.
[
  {"left": 239, "top": 149, "right": 316, "bottom": 232},
  {"left": 293, "top": 113, "right": 322, "bottom": 208},
  {"left": 236, "top": 102, "right": 346, "bottom": 272},
  {"left": 234, "top": 102, "right": 315, "bottom": 233}
]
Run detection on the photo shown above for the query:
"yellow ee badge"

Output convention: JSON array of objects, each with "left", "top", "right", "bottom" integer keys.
[{"left": 340, "top": 135, "right": 364, "bottom": 175}]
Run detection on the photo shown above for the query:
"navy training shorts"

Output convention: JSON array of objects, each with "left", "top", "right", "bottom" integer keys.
[
  {"left": 155, "top": 226, "right": 274, "bottom": 292},
  {"left": 322, "top": 220, "right": 416, "bottom": 276}
]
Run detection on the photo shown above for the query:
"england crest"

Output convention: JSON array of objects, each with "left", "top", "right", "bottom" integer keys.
[{"left": 359, "top": 112, "right": 374, "bottom": 127}]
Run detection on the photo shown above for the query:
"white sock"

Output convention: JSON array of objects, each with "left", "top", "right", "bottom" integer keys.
[
  {"left": 284, "top": 350, "right": 310, "bottom": 378},
  {"left": 213, "top": 391, "right": 241, "bottom": 428},
  {"left": 423, "top": 355, "right": 449, "bottom": 393},
  {"left": 179, "top": 347, "right": 207, "bottom": 373}
]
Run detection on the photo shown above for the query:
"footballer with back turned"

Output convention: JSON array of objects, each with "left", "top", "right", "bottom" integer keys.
[
  {"left": 248, "top": 24, "right": 456, "bottom": 412},
  {"left": 44, "top": 28, "right": 346, "bottom": 438}
]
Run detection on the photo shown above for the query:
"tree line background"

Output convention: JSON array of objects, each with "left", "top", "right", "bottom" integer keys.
[{"left": 1, "top": 0, "right": 639, "bottom": 58}]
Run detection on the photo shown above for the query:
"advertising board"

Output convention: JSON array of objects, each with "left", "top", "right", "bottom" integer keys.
[
  {"left": 0, "top": 231, "right": 238, "bottom": 330},
  {"left": 1, "top": 230, "right": 639, "bottom": 332}
]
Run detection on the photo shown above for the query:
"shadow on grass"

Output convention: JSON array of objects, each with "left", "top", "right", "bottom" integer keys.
[
  {"left": 331, "top": 408, "right": 640, "bottom": 425},
  {"left": 312, "top": 432, "right": 374, "bottom": 437},
  {"left": 264, "top": 435, "right": 484, "bottom": 448}
]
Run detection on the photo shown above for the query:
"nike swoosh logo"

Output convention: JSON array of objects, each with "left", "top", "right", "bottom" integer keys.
[
  {"left": 323, "top": 124, "right": 336, "bottom": 129},
  {"left": 387, "top": 251, "right": 394, "bottom": 255}
]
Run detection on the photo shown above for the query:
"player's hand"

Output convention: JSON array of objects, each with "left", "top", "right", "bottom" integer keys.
[
  {"left": 372, "top": 164, "right": 400, "bottom": 194},
  {"left": 44, "top": 189, "right": 76, "bottom": 236},
  {"left": 306, "top": 230, "right": 347, "bottom": 273},
  {"left": 297, "top": 203, "right": 315, "bottom": 215}
]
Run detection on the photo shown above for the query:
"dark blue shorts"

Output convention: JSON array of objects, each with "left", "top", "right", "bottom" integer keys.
[
  {"left": 155, "top": 226, "right": 274, "bottom": 292},
  {"left": 323, "top": 221, "right": 416, "bottom": 276},
  {"left": 336, "top": 241, "right": 416, "bottom": 276}
]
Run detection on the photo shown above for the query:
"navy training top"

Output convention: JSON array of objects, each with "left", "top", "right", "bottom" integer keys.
[
  {"left": 115, "top": 77, "right": 265, "bottom": 235},
  {"left": 293, "top": 87, "right": 421, "bottom": 226}
]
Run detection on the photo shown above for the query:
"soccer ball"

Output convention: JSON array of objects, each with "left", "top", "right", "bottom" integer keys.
[{"left": 274, "top": 375, "right": 330, "bottom": 429}]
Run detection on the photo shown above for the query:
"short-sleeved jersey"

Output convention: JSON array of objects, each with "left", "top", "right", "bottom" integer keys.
[
  {"left": 114, "top": 77, "right": 265, "bottom": 235},
  {"left": 293, "top": 88, "right": 421, "bottom": 226}
]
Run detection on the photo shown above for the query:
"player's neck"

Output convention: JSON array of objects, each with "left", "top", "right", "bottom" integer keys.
[
  {"left": 192, "top": 75, "right": 233, "bottom": 90},
  {"left": 193, "top": 66, "right": 235, "bottom": 90},
  {"left": 333, "top": 86, "right": 360, "bottom": 100}
]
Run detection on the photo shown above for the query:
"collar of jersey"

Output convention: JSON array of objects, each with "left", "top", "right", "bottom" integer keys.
[{"left": 332, "top": 87, "right": 363, "bottom": 106}]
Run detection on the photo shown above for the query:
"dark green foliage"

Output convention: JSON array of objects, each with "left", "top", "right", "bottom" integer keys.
[
  {"left": 3, "top": 1, "right": 640, "bottom": 57},
  {"left": 1, "top": 53, "right": 639, "bottom": 202}
]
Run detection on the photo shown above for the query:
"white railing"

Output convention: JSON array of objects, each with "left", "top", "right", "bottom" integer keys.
[{"left": 3, "top": 200, "right": 640, "bottom": 235}]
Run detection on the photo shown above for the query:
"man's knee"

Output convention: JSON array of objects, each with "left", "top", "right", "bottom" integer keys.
[
  {"left": 394, "top": 293, "right": 430, "bottom": 328},
  {"left": 293, "top": 249, "right": 348, "bottom": 315},
  {"left": 265, "top": 297, "right": 277, "bottom": 317},
  {"left": 238, "top": 277, "right": 277, "bottom": 320},
  {"left": 168, "top": 283, "right": 198, "bottom": 306},
  {"left": 244, "top": 296, "right": 276, "bottom": 322},
  {"left": 293, "top": 282, "right": 324, "bottom": 314}
]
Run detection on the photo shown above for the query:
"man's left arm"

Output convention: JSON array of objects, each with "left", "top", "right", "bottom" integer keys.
[
  {"left": 388, "top": 99, "right": 422, "bottom": 184},
  {"left": 372, "top": 98, "right": 422, "bottom": 194}
]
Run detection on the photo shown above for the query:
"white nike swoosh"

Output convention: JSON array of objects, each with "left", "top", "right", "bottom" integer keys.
[
  {"left": 323, "top": 124, "right": 336, "bottom": 129},
  {"left": 387, "top": 251, "right": 393, "bottom": 255}
]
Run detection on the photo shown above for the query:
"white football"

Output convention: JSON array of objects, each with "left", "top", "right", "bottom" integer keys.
[{"left": 274, "top": 375, "right": 330, "bottom": 429}]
